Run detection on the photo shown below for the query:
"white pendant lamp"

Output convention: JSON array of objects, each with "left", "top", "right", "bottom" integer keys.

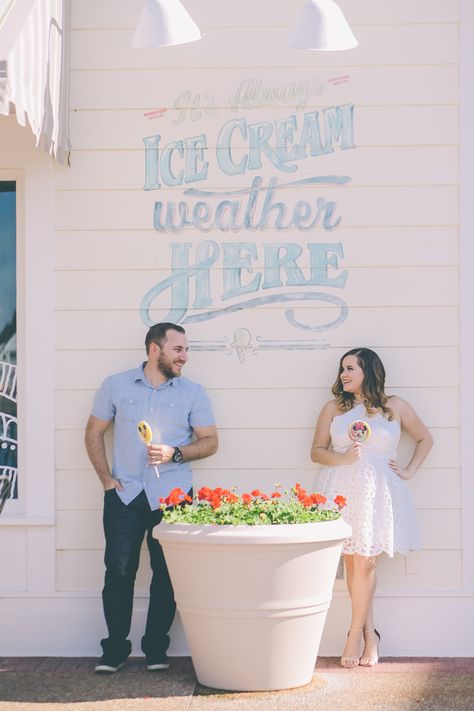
[
  {"left": 284, "top": 0, "right": 358, "bottom": 51},
  {"left": 132, "top": 0, "right": 202, "bottom": 48}
]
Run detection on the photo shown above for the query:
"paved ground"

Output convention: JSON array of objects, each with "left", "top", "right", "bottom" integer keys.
[{"left": 0, "top": 657, "right": 473, "bottom": 711}]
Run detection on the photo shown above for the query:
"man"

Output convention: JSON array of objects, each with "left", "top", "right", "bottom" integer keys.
[{"left": 85, "top": 322, "right": 218, "bottom": 673}]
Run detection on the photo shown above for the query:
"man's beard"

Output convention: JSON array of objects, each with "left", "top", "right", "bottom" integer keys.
[{"left": 158, "top": 355, "right": 181, "bottom": 380}]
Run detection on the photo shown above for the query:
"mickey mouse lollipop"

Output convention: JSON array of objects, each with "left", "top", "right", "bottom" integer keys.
[
  {"left": 137, "top": 420, "right": 159, "bottom": 477},
  {"left": 348, "top": 420, "right": 371, "bottom": 444}
]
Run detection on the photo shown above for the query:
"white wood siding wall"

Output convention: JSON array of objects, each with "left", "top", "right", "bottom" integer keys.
[{"left": 5, "top": 0, "right": 466, "bottom": 655}]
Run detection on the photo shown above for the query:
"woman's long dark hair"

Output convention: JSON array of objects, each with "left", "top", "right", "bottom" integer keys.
[{"left": 332, "top": 347, "right": 393, "bottom": 419}]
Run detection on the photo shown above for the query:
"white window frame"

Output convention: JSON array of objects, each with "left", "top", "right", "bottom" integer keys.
[
  {"left": 460, "top": 0, "right": 474, "bottom": 593},
  {"left": 0, "top": 123, "right": 55, "bottom": 526}
]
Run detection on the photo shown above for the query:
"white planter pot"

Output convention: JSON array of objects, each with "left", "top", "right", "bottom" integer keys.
[{"left": 154, "top": 518, "right": 351, "bottom": 691}]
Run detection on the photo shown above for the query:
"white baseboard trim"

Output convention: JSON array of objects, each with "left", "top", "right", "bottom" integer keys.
[{"left": 0, "top": 594, "right": 473, "bottom": 657}]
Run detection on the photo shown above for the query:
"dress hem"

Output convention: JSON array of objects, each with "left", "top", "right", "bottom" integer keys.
[{"left": 342, "top": 544, "right": 421, "bottom": 559}]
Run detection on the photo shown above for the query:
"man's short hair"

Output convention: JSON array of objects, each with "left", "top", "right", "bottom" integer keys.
[{"left": 145, "top": 322, "right": 186, "bottom": 353}]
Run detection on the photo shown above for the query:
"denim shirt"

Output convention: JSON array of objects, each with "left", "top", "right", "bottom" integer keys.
[{"left": 91, "top": 364, "right": 215, "bottom": 509}]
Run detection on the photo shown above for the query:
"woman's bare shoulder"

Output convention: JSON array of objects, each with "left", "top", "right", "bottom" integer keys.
[
  {"left": 320, "top": 399, "right": 340, "bottom": 417},
  {"left": 387, "top": 395, "right": 410, "bottom": 414}
]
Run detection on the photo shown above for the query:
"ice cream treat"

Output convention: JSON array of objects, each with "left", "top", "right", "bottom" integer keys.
[
  {"left": 348, "top": 420, "right": 371, "bottom": 444},
  {"left": 137, "top": 420, "right": 153, "bottom": 445},
  {"left": 137, "top": 420, "right": 159, "bottom": 477}
]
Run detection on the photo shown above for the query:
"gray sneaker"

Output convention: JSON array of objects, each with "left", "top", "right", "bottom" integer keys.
[
  {"left": 146, "top": 654, "right": 170, "bottom": 671},
  {"left": 94, "top": 656, "right": 126, "bottom": 673}
]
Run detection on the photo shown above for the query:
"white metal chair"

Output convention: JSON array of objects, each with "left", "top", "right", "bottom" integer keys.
[
  {"left": 0, "top": 472, "right": 13, "bottom": 514},
  {"left": 0, "top": 361, "right": 17, "bottom": 514},
  {"left": 0, "top": 361, "right": 17, "bottom": 403}
]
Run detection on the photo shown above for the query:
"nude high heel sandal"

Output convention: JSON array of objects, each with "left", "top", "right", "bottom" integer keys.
[
  {"left": 340, "top": 628, "right": 363, "bottom": 668},
  {"left": 359, "top": 628, "right": 381, "bottom": 667}
]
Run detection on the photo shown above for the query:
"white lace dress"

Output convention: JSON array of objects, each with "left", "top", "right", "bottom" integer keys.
[{"left": 315, "top": 403, "right": 420, "bottom": 557}]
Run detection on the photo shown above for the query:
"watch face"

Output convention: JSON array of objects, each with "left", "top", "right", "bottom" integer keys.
[{"left": 173, "top": 447, "right": 183, "bottom": 463}]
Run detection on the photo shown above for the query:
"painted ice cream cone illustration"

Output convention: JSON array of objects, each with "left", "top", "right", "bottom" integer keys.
[
  {"left": 137, "top": 420, "right": 159, "bottom": 477},
  {"left": 232, "top": 328, "right": 252, "bottom": 363}
]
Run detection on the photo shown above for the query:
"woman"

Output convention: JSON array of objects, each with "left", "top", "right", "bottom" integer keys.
[{"left": 310, "top": 348, "right": 433, "bottom": 668}]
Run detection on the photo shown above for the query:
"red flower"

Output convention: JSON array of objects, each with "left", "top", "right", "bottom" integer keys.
[
  {"left": 242, "top": 493, "right": 252, "bottom": 505},
  {"left": 168, "top": 487, "right": 186, "bottom": 505},
  {"left": 295, "top": 483, "right": 308, "bottom": 499},
  {"left": 311, "top": 493, "right": 327, "bottom": 506},
  {"left": 294, "top": 490, "right": 312, "bottom": 507},
  {"left": 251, "top": 489, "right": 263, "bottom": 497},
  {"left": 197, "top": 486, "right": 213, "bottom": 501},
  {"left": 334, "top": 495, "right": 347, "bottom": 509},
  {"left": 296, "top": 489, "right": 308, "bottom": 504},
  {"left": 271, "top": 492, "right": 282, "bottom": 499},
  {"left": 211, "top": 497, "right": 221, "bottom": 509},
  {"left": 160, "top": 487, "right": 190, "bottom": 507}
]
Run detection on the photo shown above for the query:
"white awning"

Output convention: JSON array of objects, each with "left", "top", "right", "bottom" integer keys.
[{"left": 0, "top": 0, "right": 70, "bottom": 164}]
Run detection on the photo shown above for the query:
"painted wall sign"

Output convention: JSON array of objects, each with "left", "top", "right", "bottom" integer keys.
[{"left": 140, "top": 95, "right": 356, "bottom": 356}]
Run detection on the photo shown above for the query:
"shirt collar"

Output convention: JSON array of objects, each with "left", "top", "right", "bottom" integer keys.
[
  {"left": 133, "top": 363, "right": 178, "bottom": 388},
  {"left": 133, "top": 363, "right": 147, "bottom": 383}
]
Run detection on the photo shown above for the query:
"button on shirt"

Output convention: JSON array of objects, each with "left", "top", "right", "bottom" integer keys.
[{"left": 91, "top": 364, "right": 215, "bottom": 510}]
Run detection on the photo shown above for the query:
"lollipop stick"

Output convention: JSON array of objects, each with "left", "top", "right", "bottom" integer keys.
[{"left": 153, "top": 464, "right": 160, "bottom": 478}]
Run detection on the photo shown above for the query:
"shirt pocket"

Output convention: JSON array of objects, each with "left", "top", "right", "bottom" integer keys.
[
  {"left": 159, "top": 400, "right": 188, "bottom": 437},
  {"left": 118, "top": 398, "right": 142, "bottom": 423}
]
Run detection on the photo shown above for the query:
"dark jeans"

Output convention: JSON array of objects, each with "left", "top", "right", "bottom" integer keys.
[{"left": 101, "top": 489, "right": 175, "bottom": 661}]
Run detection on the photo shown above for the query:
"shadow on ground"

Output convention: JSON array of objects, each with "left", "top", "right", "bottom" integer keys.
[
  {"left": 0, "top": 657, "right": 196, "bottom": 704},
  {"left": 1, "top": 658, "right": 474, "bottom": 711}
]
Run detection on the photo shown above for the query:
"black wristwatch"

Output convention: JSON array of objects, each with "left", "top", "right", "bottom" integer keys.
[{"left": 172, "top": 446, "right": 183, "bottom": 463}]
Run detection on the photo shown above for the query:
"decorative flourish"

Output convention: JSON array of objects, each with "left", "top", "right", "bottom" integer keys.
[
  {"left": 328, "top": 75, "right": 350, "bottom": 86},
  {"left": 188, "top": 330, "right": 331, "bottom": 359},
  {"left": 185, "top": 174, "right": 350, "bottom": 199},
  {"left": 187, "top": 330, "right": 329, "bottom": 358},
  {"left": 255, "top": 336, "right": 329, "bottom": 351},
  {"left": 144, "top": 108, "right": 168, "bottom": 120},
  {"left": 180, "top": 292, "right": 348, "bottom": 331}
]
